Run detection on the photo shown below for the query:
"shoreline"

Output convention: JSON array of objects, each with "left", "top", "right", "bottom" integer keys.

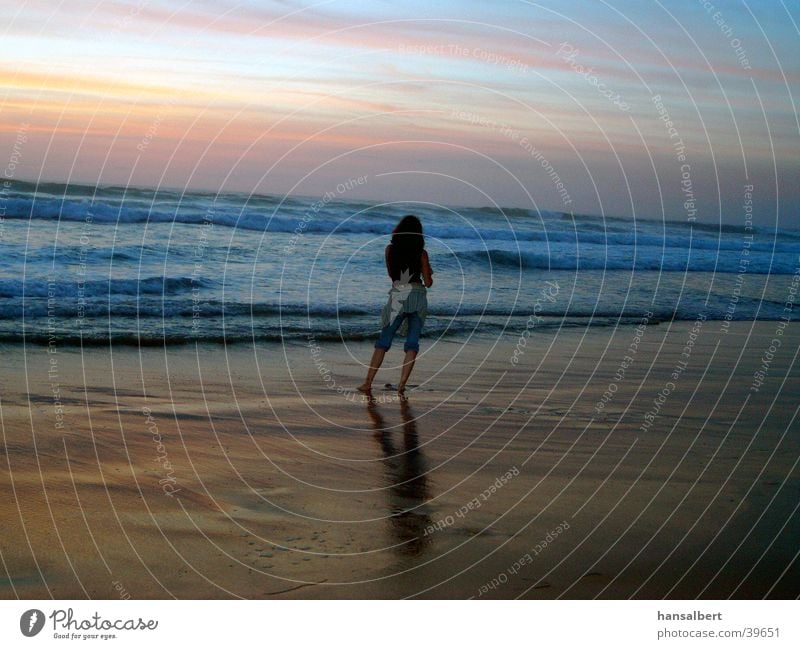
[{"left": 0, "top": 311, "right": 791, "bottom": 349}]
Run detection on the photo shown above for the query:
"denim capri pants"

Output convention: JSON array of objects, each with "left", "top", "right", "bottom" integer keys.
[{"left": 374, "top": 311, "right": 423, "bottom": 353}]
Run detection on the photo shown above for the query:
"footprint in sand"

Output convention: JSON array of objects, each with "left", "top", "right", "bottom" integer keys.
[{"left": 580, "top": 571, "right": 609, "bottom": 583}]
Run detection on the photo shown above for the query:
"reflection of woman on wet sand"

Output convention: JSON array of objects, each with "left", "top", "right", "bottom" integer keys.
[{"left": 367, "top": 397, "right": 432, "bottom": 556}]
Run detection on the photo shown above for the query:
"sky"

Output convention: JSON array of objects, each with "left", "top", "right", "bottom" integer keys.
[{"left": 1, "top": 0, "right": 798, "bottom": 227}]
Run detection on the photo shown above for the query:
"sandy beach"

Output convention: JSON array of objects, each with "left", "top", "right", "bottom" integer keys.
[{"left": 1, "top": 320, "right": 798, "bottom": 599}]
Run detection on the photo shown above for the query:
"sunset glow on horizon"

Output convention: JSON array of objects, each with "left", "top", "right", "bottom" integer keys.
[{"left": 1, "top": 0, "right": 798, "bottom": 226}]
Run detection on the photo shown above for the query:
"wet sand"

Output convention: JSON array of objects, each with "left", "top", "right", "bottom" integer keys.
[{"left": 1, "top": 321, "right": 798, "bottom": 598}]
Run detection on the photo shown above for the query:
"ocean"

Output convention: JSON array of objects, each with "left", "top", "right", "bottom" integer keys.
[{"left": 1, "top": 179, "right": 798, "bottom": 346}]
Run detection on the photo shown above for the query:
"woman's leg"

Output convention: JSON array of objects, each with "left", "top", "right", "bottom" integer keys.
[
  {"left": 359, "top": 314, "right": 405, "bottom": 391},
  {"left": 358, "top": 347, "right": 386, "bottom": 392},
  {"left": 397, "top": 350, "right": 417, "bottom": 393},
  {"left": 398, "top": 313, "right": 423, "bottom": 393}
]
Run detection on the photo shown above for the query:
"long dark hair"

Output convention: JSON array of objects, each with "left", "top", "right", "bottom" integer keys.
[{"left": 388, "top": 215, "right": 424, "bottom": 281}]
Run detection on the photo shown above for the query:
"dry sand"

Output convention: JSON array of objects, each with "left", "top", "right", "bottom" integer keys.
[{"left": 1, "top": 321, "right": 798, "bottom": 598}]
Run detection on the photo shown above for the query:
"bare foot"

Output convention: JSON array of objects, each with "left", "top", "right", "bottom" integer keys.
[
  {"left": 397, "top": 384, "right": 406, "bottom": 396},
  {"left": 357, "top": 383, "right": 372, "bottom": 393}
]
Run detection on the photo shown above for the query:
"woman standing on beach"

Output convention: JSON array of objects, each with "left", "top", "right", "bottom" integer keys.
[{"left": 358, "top": 215, "right": 433, "bottom": 395}]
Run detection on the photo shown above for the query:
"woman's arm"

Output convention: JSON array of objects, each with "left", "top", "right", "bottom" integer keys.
[{"left": 421, "top": 249, "right": 433, "bottom": 288}]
